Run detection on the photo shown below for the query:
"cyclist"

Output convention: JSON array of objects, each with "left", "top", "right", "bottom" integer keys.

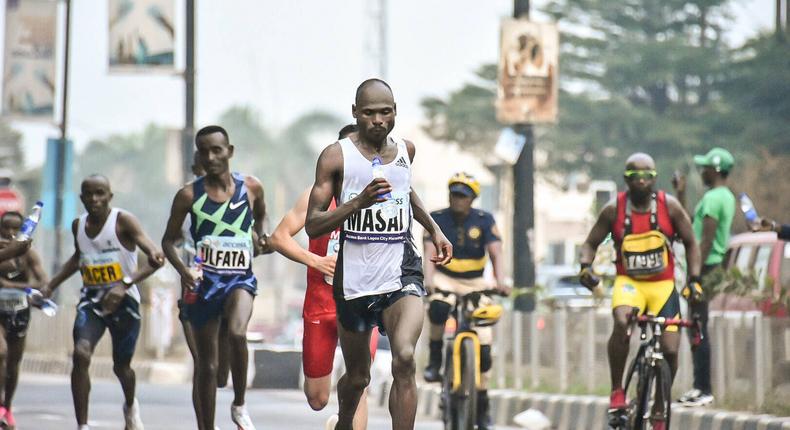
[
  {"left": 579, "top": 153, "right": 701, "bottom": 430},
  {"left": 422, "top": 172, "right": 508, "bottom": 430}
]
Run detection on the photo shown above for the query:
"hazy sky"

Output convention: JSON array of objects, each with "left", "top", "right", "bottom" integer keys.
[{"left": 0, "top": 0, "right": 776, "bottom": 168}]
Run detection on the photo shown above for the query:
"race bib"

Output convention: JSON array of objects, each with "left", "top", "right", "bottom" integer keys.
[
  {"left": 621, "top": 231, "right": 670, "bottom": 279},
  {"left": 80, "top": 252, "right": 124, "bottom": 287},
  {"left": 198, "top": 235, "right": 252, "bottom": 275},
  {"left": 343, "top": 191, "right": 410, "bottom": 243},
  {"left": 0, "top": 289, "right": 27, "bottom": 313}
]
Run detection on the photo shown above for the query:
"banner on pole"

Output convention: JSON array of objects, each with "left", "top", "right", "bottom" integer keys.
[
  {"left": 496, "top": 19, "right": 558, "bottom": 125},
  {"left": 2, "top": 0, "right": 58, "bottom": 120},
  {"left": 41, "top": 138, "right": 75, "bottom": 229},
  {"left": 108, "top": 0, "right": 175, "bottom": 71}
]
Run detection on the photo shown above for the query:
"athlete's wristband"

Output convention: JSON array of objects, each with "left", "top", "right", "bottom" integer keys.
[{"left": 580, "top": 262, "right": 592, "bottom": 271}]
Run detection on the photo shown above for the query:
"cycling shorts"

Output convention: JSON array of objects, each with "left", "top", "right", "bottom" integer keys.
[{"left": 612, "top": 275, "right": 681, "bottom": 332}]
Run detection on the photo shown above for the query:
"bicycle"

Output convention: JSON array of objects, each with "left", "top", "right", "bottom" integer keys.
[
  {"left": 609, "top": 307, "right": 702, "bottom": 430},
  {"left": 433, "top": 288, "right": 503, "bottom": 430}
]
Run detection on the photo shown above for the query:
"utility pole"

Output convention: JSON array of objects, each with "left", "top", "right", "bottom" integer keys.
[
  {"left": 365, "top": 0, "right": 388, "bottom": 78},
  {"left": 182, "top": 0, "right": 196, "bottom": 184},
  {"left": 53, "top": 0, "right": 72, "bottom": 272},
  {"left": 512, "top": 0, "right": 536, "bottom": 311}
]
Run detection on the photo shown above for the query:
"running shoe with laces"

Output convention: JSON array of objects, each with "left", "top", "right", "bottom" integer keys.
[
  {"left": 325, "top": 414, "right": 339, "bottom": 430},
  {"left": 123, "top": 398, "right": 144, "bottom": 430},
  {"left": 230, "top": 404, "right": 256, "bottom": 430},
  {"left": 609, "top": 388, "right": 627, "bottom": 410},
  {"left": 677, "top": 388, "right": 714, "bottom": 407}
]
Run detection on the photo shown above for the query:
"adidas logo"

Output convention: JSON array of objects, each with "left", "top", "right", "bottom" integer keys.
[{"left": 395, "top": 157, "right": 408, "bottom": 169}]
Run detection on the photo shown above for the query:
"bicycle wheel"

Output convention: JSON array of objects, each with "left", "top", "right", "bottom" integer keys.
[
  {"left": 618, "top": 346, "right": 646, "bottom": 430},
  {"left": 645, "top": 360, "right": 673, "bottom": 429},
  {"left": 632, "top": 356, "right": 653, "bottom": 430},
  {"left": 442, "top": 343, "right": 454, "bottom": 430},
  {"left": 450, "top": 337, "right": 478, "bottom": 430}
]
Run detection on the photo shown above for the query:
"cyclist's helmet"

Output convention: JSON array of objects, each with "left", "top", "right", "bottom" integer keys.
[{"left": 448, "top": 172, "right": 480, "bottom": 198}]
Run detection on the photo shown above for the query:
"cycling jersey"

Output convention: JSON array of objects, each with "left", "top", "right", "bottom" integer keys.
[{"left": 428, "top": 209, "right": 500, "bottom": 279}]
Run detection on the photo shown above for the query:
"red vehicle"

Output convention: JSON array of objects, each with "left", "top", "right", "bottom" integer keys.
[{"left": 710, "top": 231, "right": 789, "bottom": 317}]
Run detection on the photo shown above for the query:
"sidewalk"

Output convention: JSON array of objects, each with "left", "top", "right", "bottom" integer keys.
[{"left": 408, "top": 384, "right": 790, "bottom": 430}]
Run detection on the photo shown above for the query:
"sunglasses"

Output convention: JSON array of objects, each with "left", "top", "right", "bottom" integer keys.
[{"left": 624, "top": 170, "right": 657, "bottom": 180}]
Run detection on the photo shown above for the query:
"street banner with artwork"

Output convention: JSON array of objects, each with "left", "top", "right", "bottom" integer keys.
[{"left": 109, "top": 0, "right": 175, "bottom": 71}]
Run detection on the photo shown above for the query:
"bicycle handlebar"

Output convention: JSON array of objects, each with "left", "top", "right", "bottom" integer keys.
[
  {"left": 431, "top": 287, "right": 506, "bottom": 298},
  {"left": 626, "top": 307, "right": 704, "bottom": 344}
]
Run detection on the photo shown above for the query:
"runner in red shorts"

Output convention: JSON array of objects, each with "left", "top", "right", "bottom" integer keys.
[{"left": 270, "top": 124, "right": 377, "bottom": 430}]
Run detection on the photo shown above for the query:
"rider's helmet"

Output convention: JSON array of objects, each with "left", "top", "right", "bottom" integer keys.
[
  {"left": 448, "top": 172, "right": 480, "bottom": 198},
  {"left": 471, "top": 304, "right": 504, "bottom": 327}
]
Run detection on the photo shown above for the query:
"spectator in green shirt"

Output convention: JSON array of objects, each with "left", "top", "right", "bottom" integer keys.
[{"left": 672, "top": 147, "right": 735, "bottom": 407}]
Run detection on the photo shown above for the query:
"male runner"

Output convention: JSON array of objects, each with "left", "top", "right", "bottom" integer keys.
[
  {"left": 45, "top": 175, "right": 165, "bottom": 430},
  {"left": 162, "top": 125, "right": 267, "bottom": 430},
  {"left": 305, "top": 79, "right": 452, "bottom": 430},
  {"left": 270, "top": 124, "right": 378, "bottom": 430},
  {"left": 579, "top": 153, "right": 701, "bottom": 430},
  {"left": 672, "top": 147, "right": 735, "bottom": 407},
  {"left": 0, "top": 211, "right": 47, "bottom": 428},
  {"left": 422, "top": 172, "right": 509, "bottom": 430}
]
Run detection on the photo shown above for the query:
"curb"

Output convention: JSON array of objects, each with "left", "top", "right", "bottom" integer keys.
[{"left": 413, "top": 384, "right": 790, "bottom": 429}]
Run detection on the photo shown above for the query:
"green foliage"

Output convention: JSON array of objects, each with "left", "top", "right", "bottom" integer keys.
[
  {"left": 420, "top": 1, "right": 789, "bottom": 194},
  {"left": 72, "top": 107, "right": 344, "bottom": 238},
  {"left": 703, "top": 266, "right": 788, "bottom": 312}
]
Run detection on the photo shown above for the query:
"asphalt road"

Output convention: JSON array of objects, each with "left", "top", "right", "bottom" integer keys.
[{"left": 13, "top": 374, "right": 522, "bottom": 429}]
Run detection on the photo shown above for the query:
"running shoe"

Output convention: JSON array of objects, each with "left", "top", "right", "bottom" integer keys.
[
  {"left": 325, "top": 414, "right": 339, "bottom": 430},
  {"left": 677, "top": 389, "right": 714, "bottom": 407},
  {"left": 230, "top": 404, "right": 256, "bottom": 430},
  {"left": 5, "top": 409, "right": 15, "bottom": 429},
  {"left": 123, "top": 398, "right": 144, "bottom": 430},
  {"left": 609, "top": 388, "right": 627, "bottom": 410}
]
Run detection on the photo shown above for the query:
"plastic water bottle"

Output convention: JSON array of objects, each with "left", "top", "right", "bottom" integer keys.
[
  {"left": 25, "top": 287, "right": 58, "bottom": 317},
  {"left": 16, "top": 201, "right": 43, "bottom": 241},
  {"left": 371, "top": 157, "right": 397, "bottom": 218},
  {"left": 739, "top": 193, "right": 759, "bottom": 228},
  {"left": 185, "top": 256, "right": 203, "bottom": 304}
]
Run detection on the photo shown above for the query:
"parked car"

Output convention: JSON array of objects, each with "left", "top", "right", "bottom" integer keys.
[{"left": 710, "top": 231, "right": 789, "bottom": 317}]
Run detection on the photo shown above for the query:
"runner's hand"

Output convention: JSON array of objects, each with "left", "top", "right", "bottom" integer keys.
[
  {"left": 39, "top": 284, "right": 53, "bottom": 298},
  {"left": 313, "top": 254, "right": 336, "bottom": 277},
  {"left": 180, "top": 272, "right": 198, "bottom": 291},
  {"left": 355, "top": 178, "right": 392, "bottom": 209},
  {"left": 671, "top": 171, "right": 686, "bottom": 194},
  {"left": 101, "top": 284, "right": 126, "bottom": 314},
  {"left": 3, "top": 239, "right": 31, "bottom": 257},
  {"left": 148, "top": 250, "right": 166, "bottom": 268},
  {"left": 495, "top": 282, "right": 512, "bottom": 296},
  {"left": 430, "top": 231, "right": 453, "bottom": 265},
  {"left": 754, "top": 217, "right": 778, "bottom": 233},
  {"left": 255, "top": 232, "right": 275, "bottom": 256}
]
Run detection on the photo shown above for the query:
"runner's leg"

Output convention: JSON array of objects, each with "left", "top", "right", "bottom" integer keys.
[
  {"left": 380, "top": 295, "right": 424, "bottom": 430},
  {"left": 72, "top": 307, "right": 107, "bottom": 426},
  {"left": 217, "top": 317, "right": 231, "bottom": 388},
  {"left": 4, "top": 332, "right": 25, "bottom": 408},
  {"left": 193, "top": 317, "right": 221, "bottom": 430},
  {"left": 223, "top": 288, "right": 254, "bottom": 407},
  {"left": 0, "top": 326, "right": 8, "bottom": 406},
  {"left": 181, "top": 316, "right": 204, "bottom": 426},
  {"left": 108, "top": 306, "right": 142, "bottom": 408},
  {"left": 335, "top": 324, "right": 372, "bottom": 430}
]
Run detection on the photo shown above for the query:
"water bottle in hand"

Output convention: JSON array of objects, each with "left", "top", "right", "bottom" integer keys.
[
  {"left": 16, "top": 201, "right": 43, "bottom": 241},
  {"left": 185, "top": 256, "right": 203, "bottom": 304},
  {"left": 25, "top": 287, "right": 58, "bottom": 317},
  {"left": 371, "top": 157, "right": 397, "bottom": 218},
  {"left": 739, "top": 193, "right": 759, "bottom": 229}
]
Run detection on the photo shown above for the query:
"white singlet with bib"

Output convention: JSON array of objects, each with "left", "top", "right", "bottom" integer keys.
[
  {"left": 338, "top": 136, "right": 416, "bottom": 299},
  {"left": 76, "top": 208, "right": 140, "bottom": 302}
]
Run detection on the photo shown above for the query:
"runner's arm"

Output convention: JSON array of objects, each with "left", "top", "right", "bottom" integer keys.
[
  {"left": 422, "top": 237, "right": 438, "bottom": 288},
  {"left": 667, "top": 195, "right": 701, "bottom": 278},
  {"left": 306, "top": 143, "right": 387, "bottom": 237},
  {"left": 119, "top": 211, "right": 165, "bottom": 277},
  {"left": 45, "top": 219, "right": 81, "bottom": 295},
  {"left": 0, "top": 240, "right": 30, "bottom": 262},
  {"left": 162, "top": 187, "right": 193, "bottom": 278},
  {"left": 245, "top": 175, "right": 272, "bottom": 255},
  {"left": 271, "top": 188, "right": 332, "bottom": 272},
  {"left": 580, "top": 203, "right": 616, "bottom": 265},
  {"left": 411, "top": 189, "right": 452, "bottom": 265}
]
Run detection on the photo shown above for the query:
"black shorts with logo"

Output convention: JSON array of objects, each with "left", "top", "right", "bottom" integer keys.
[
  {"left": 336, "top": 283, "right": 426, "bottom": 334},
  {"left": 73, "top": 293, "right": 141, "bottom": 362},
  {"left": 0, "top": 308, "right": 30, "bottom": 338}
]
